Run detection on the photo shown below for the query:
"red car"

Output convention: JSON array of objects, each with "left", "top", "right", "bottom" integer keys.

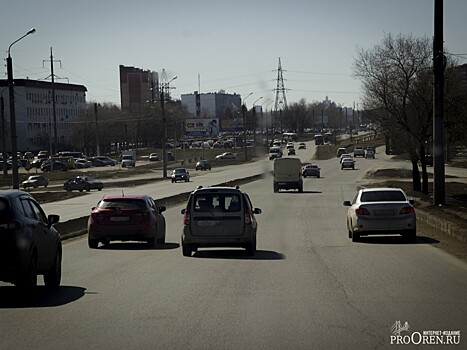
[{"left": 87, "top": 194, "right": 166, "bottom": 248}]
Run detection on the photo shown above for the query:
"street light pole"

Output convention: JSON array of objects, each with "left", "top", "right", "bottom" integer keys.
[
  {"left": 7, "top": 28, "right": 36, "bottom": 189},
  {"left": 161, "top": 75, "right": 177, "bottom": 178},
  {"left": 242, "top": 92, "right": 253, "bottom": 161},
  {"left": 251, "top": 97, "right": 263, "bottom": 157}
]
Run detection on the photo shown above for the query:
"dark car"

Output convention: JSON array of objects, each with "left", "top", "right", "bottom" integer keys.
[
  {"left": 0, "top": 190, "right": 62, "bottom": 288},
  {"left": 22, "top": 175, "right": 49, "bottom": 189},
  {"left": 89, "top": 156, "right": 117, "bottom": 167},
  {"left": 40, "top": 160, "right": 68, "bottom": 172},
  {"left": 64, "top": 176, "right": 104, "bottom": 192},
  {"left": 166, "top": 152, "right": 175, "bottom": 161},
  {"left": 87, "top": 194, "right": 166, "bottom": 248},
  {"left": 302, "top": 164, "right": 321, "bottom": 178},
  {"left": 181, "top": 186, "right": 261, "bottom": 257},
  {"left": 195, "top": 160, "right": 211, "bottom": 171},
  {"left": 171, "top": 168, "right": 190, "bottom": 182}
]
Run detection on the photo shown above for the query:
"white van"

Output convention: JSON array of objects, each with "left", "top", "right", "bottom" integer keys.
[{"left": 273, "top": 157, "right": 303, "bottom": 193}]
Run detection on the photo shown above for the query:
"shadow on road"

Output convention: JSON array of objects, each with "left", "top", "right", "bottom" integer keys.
[
  {"left": 192, "top": 249, "right": 285, "bottom": 260},
  {"left": 96, "top": 242, "right": 180, "bottom": 250},
  {"left": 355, "top": 235, "right": 440, "bottom": 245},
  {"left": 0, "top": 286, "right": 86, "bottom": 308}
]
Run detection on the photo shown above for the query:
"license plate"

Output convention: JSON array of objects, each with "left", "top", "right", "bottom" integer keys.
[
  {"left": 198, "top": 220, "right": 219, "bottom": 227},
  {"left": 110, "top": 216, "right": 130, "bottom": 222}
]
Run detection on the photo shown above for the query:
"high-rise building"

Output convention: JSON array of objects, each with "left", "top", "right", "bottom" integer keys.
[
  {"left": 119, "top": 65, "right": 159, "bottom": 112},
  {"left": 0, "top": 79, "right": 87, "bottom": 152}
]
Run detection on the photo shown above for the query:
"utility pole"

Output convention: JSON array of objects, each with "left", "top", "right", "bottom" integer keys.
[
  {"left": 0, "top": 95, "right": 7, "bottom": 177},
  {"left": 94, "top": 103, "right": 100, "bottom": 156},
  {"left": 433, "top": 0, "right": 445, "bottom": 205},
  {"left": 43, "top": 47, "right": 62, "bottom": 154}
]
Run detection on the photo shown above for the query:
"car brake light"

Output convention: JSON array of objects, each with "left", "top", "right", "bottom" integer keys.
[
  {"left": 400, "top": 206, "right": 415, "bottom": 215},
  {"left": 355, "top": 207, "right": 370, "bottom": 216},
  {"left": 244, "top": 208, "right": 252, "bottom": 224},
  {"left": 183, "top": 210, "right": 190, "bottom": 225},
  {"left": 2, "top": 220, "right": 22, "bottom": 232}
]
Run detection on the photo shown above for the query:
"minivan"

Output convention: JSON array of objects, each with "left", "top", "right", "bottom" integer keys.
[{"left": 181, "top": 186, "right": 261, "bottom": 257}]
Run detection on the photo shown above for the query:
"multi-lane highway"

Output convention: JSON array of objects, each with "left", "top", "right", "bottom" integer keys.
[{"left": 1, "top": 142, "right": 466, "bottom": 349}]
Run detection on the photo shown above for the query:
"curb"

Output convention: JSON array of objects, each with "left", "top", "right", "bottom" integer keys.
[{"left": 417, "top": 209, "right": 467, "bottom": 243}]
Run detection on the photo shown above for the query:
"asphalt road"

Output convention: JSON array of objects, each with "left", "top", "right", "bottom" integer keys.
[{"left": 1, "top": 142, "right": 466, "bottom": 349}]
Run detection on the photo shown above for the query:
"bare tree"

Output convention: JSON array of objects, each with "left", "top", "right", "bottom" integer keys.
[{"left": 353, "top": 33, "right": 432, "bottom": 192}]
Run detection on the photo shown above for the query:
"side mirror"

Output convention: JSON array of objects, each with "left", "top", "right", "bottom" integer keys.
[
  {"left": 343, "top": 201, "right": 352, "bottom": 207},
  {"left": 159, "top": 206, "right": 166, "bottom": 213},
  {"left": 48, "top": 214, "right": 60, "bottom": 227},
  {"left": 409, "top": 199, "right": 415, "bottom": 205},
  {"left": 181, "top": 208, "right": 186, "bottom": 214},
  {"left": 254, "top": 208, "right": 262, "bottom": 215}
]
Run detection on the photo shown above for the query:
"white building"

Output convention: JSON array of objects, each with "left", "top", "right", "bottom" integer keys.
[{"left": 0, "top": 79, "right": 87, "bottom": 153}]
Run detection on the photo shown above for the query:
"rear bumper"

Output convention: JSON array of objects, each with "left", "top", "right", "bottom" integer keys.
[{"left": 182, "top": 227, "right": 255, "bottom": 247}]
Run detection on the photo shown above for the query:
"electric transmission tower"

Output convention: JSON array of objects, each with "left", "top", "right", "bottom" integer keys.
[{"left": 273, "top": 57, "right": 288, "bottom": 133}]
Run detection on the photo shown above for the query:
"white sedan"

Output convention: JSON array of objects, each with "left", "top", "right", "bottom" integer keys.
[{"left": 343, "top": 187, "right": 416, "bottom": 242}]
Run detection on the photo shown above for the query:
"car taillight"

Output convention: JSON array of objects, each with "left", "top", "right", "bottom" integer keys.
[
  {"left": 1, "top": 220, "right": 22, "bottom": 232},
  {"left": 355, "top": 207, "right": 370, "bottom": 216},
  {"left": 183, "top": 210, "right": 190, "bottom": 225},
  {"left": 91, "top": 212, "right": 106, "bottom": 223},
  {"left": 244, "top": 208, "right": 252, "bottom": 224},
  {"left": 400, "top": 206, "right": 415, "bottom": 215}
]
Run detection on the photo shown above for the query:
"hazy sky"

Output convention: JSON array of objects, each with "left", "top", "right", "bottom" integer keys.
[{"left": 2, "top": 0, "right": 466, "bottom": 109}]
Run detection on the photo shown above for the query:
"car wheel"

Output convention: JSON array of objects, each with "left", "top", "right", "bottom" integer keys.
[
  {"left": 303, "top": 174, "right": 307, "bottom": 178},
  {"left": 352, "top": 230, "right": 360, "bottom": 242},
  {"left": 298, "top": 185, "right": 303, "bottom": 193},
  {"left": 85, "top": 186, "right": 91, "bottom": 192},
  {"left": 147, "top": 237, "right": 157, "bottom": 248},
  {"left": 88, "top": 238, "right": 99, "bottom": 249},
  {"left": 245, "top": 237, "right": 256, "bottom": 256},
  {"left": 16, "top": 251, "right": 38, "bottom": 289},
  {"left": 33, "top": 184, "right": 38, "bottom": 188},
  {"left": 157, "top": 231, "right": 166, "bottom": 244},
  {"left": 182, "top": 244, "right": 192, "bottom": 257},
  {"left": 273, "top": 184, "right": 278, "bottom": 193},
  {"left": 405, "top": 229, "right": 417, "bottom": 242},
  {"left": 44, "top": 245, "right": 62, "bottom": 288},
  {"left": 79, "top": 189, "right": 83, "bottom": 192},
  {"left": 171, "top": 179, "right": 174, "bottom": 183}
]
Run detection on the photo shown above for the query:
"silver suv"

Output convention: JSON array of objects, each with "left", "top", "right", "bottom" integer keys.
[{"left": 181, "top": 186, "right": 262, "bottom": 257}]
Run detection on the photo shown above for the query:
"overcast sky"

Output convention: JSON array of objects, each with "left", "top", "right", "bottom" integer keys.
[{"left": 2, "top": 0, "right": 466, "bottom": 109}]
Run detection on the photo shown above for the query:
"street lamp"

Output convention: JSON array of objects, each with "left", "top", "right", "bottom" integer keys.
[
  {"left": 251, "top": 97, "right": 263, "bottom": 156},
  {"left": 7, "top": 28, "right": 36, "bottom": 189},
  {"left": 242, "top": 92, "right": 253, "bottom": 160},
  {"left": 161, "top": 75, "right": 177, "bottom": 178}
]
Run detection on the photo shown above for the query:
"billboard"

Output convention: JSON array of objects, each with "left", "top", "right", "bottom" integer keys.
[{"left": 185, "top": 118, "right": 219, "bottom": 137}]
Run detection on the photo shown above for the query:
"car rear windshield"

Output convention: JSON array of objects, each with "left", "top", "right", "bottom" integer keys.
[
  {"left": 361, "top": 191, "right": 406, "bottom": 202},
  {"left": 98, "top": 199, "right": 146, "bottom": 210},
  {"left": 193, "top": 193, "right": 241, "bottom": 212}
]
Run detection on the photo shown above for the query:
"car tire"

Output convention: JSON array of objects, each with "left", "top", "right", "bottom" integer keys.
[
  {"left": 147, "top": 237, "right": 157, "bottom": 248},
  {"left": 245, "top": 237, "right": 256, "bottom": 256},
  {"left": 303, "top": 174, "right": 307, "bottom": 178},
  {"left": 157, "top": 231, "right": 166, "bottom": 245},
  {"left": 16, "top": 251, "right": 38, "bottom": 289},
  {"left": 298, "top": 185, "right": 303, "bottom": 193},
  {"left": 44, "top": 245, "right": 62, "bottom": 288},
  {"left": 273, "top": 184, "right": 278, "bottom": 193},
  {"left": 405, "top": 229, "right": 417, "bottom": 242},
  {"left": 352, "top": 230, "right": 360, "bottom": 242},
  {"left": 86, "top": 186, "right": 91, "bottom": 192},
  {"left": 88, "top": 238, "right": 99, "bottom": 249},
  {"left": 182, "top": 244, "right": 192, "bottom": 257}
]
